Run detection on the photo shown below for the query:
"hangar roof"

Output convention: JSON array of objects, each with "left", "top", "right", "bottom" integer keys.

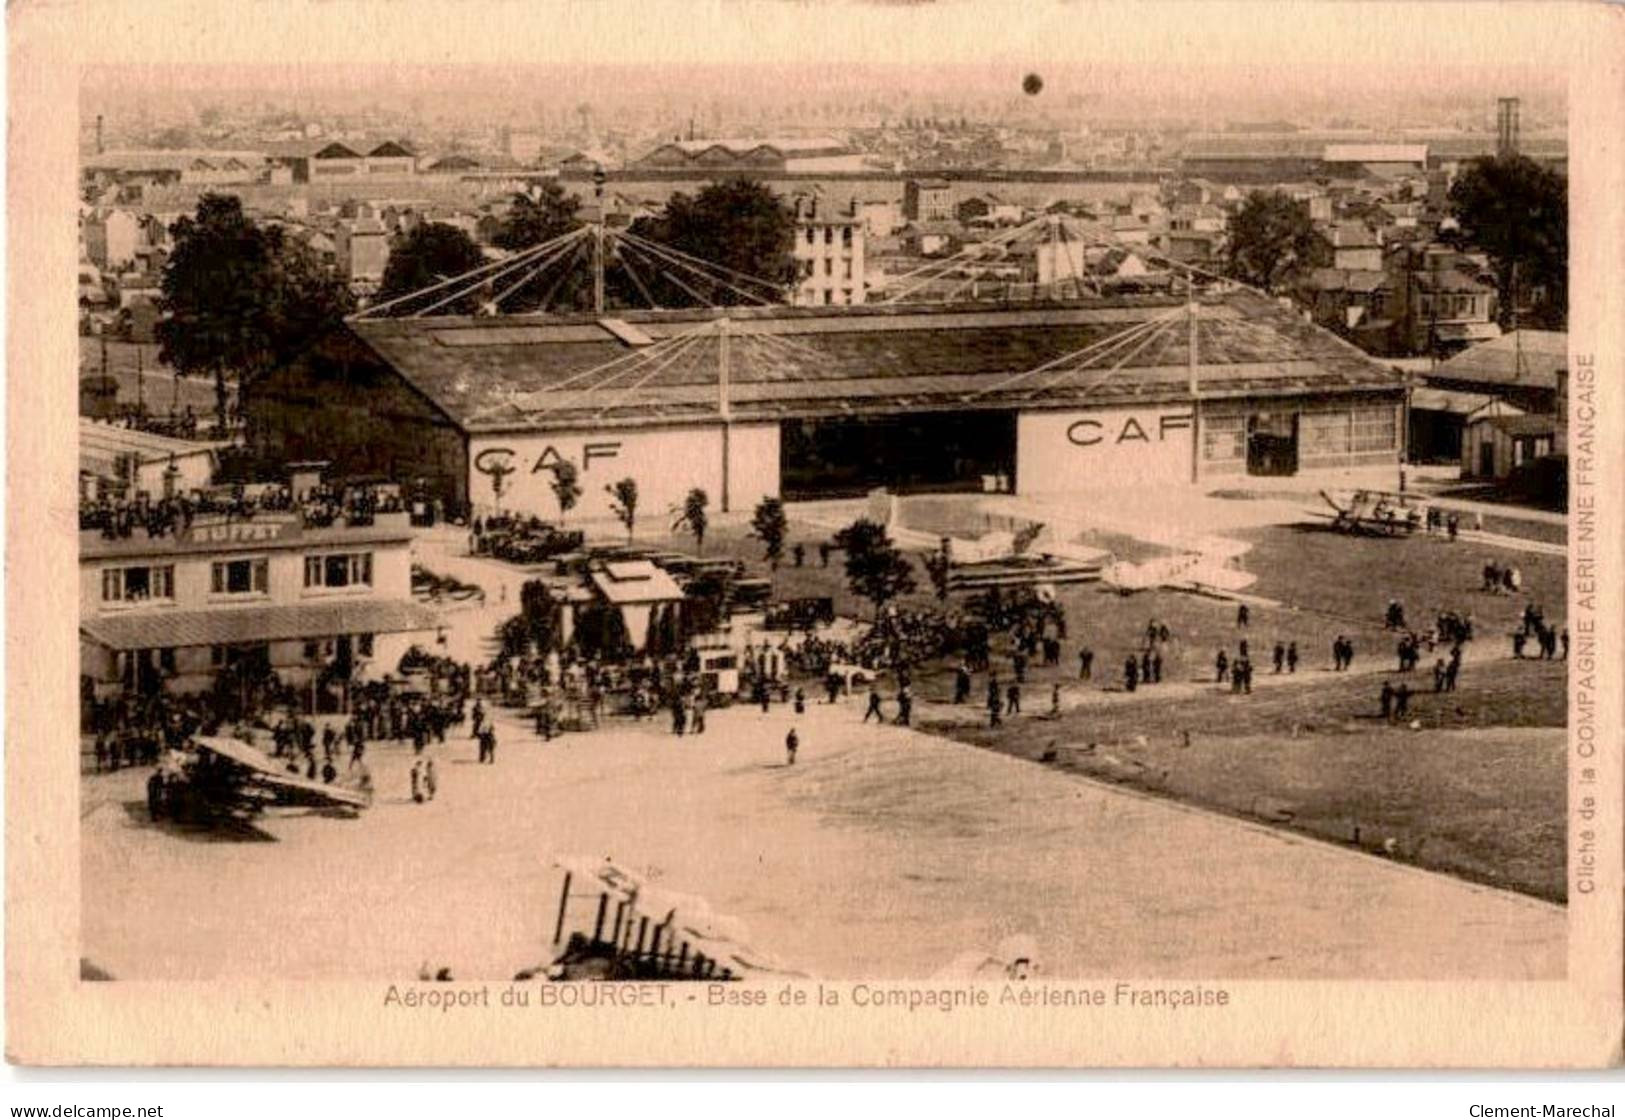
[{"left": 345, "top": 293, "right": 1404, "bottom": 434}]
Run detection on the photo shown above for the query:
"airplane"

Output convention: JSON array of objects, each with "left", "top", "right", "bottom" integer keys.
[
  {"left": 147, "top": 735, "right": 370, "bottom": 824},
  {"left": 1318, "top": 488, "right": 1429, "bottom": 537}
]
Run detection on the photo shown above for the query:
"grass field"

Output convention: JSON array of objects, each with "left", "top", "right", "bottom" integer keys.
[
  {"left": 635, "top": 504, "right": 1569, "bottom": 902},
  {"left": 927, "top": 658, "right": 1567, "bottom": 901}
]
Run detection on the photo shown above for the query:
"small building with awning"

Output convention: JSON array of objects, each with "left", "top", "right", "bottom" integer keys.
[
  {"left": 1406, "top": 386, "right": 1522, "bottom": 465},
  {"left": 1461, "top": 413, "right": 1558, "bottom": 481}
]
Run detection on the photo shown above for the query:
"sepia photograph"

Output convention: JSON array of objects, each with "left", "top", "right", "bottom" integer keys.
[{"left": 7, "top": 0, "right": 1622, "bottom": 1070}]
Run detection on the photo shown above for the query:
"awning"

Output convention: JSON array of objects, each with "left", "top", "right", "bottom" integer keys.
[
  {"left": 1435, "top": 322, "right": 1503, "bottom": 343},
  {"left": 81, "top": 598, "right": 441, "bottom": 652},
  {"left": 1409, "top": 386, "right": 1505, "bottom": 416}
]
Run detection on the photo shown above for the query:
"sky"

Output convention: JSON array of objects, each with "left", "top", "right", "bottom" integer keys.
[{"left": 68, "top": 1, "right": 1571, "bottom": 131}]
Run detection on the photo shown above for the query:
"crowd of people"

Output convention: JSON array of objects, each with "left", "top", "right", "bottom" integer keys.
[{"left": 80, "top": 481, "right": 408, "bottom": 541}]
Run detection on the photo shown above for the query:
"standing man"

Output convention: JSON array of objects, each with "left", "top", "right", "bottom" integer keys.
[
  {"left": 1078, "top": 645, "right": 1094, "bottom": 681},
  {"left": 987, "top": 675, "right": 1003, "bottom": 727},
  {"left": 896, "top": 686, "right": 913, "bottom": 727},
  {"left": 1273, "top": 642, "right": 1286, "bottom": 674},
  {"left": 1005, "top": 680, "right": 1022, "bottom": 717},
  {"left": 863, "top": 685, "right": 885, "bottom": 723},
  {"left": 785, "top": 728, "right": 799, "bottom": 766},
  {"left": 953, "top": 663, "right": 972, "bottom": 705},
  {"left": 1286, "top": 641, "right": 1299, "bottom": 674},
  {"left": 1236, "top": 603, "right": 1250, "bottom": 629}
]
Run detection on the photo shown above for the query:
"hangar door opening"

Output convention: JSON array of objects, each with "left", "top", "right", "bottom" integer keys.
[
  {"left": 1246, "top": 411, "right": 1299, "bottom": 476},
  {"left": 780, "top": 411, "right": 1017, "bottom": 500}
]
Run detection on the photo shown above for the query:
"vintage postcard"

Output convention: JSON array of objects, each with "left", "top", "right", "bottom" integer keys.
[{"left": 6, "top": 0, "right": 1622, "bottom": 1067}]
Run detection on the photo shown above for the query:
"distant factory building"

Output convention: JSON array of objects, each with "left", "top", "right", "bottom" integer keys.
[{"left": 632, "top": 137, "right": 866, "bottom": 174}]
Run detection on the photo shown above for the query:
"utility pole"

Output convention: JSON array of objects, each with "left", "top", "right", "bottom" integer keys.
[
  {"left": 1188, "top": 272, "right": 1201, "bottom": 485},
  {"left": 718, "top": 318, "right": 732, "bottom": 512},
  {"left": 592, "top": 165, "right": 607, "bottom": 315}
]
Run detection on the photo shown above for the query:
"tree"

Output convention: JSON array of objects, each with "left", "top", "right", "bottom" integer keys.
[
  {"left": 1225, "top": 190, "right": 1332, "bottom": 294},
  {"left": 627, "top": 179, "right": 796, "bottom": 307},
  {"left": 376, "top": 222, "right": 487, "bottom": 311},
  {"left": 493, "top": 185, "right": 586, "bottom": 311},
  {"left": 673, "top": 487, "right": 710, "bottom": 553},
  {"left": 549, "top": 461, "right": 582, "bottom": 526},
  {"left": 1447, "top": 155, "right": 1568, "bottom": 329},
  {"left": 749, "top": 496, "right": 789, "bottom": 569},
  {"left": 157, "top": 193, "right": 352, "bottom": 430},
  {"left": 606, "top": 478, "right": 639, "bottom": 542},
  {"left": 833, "top": 518, "right": 917, "bottom": 619}
]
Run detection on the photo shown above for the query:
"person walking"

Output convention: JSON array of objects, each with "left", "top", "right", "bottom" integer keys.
[
  {"left": 1078, "top": 646, "right": 1094, "bottom": 681},
  {"left": 896, "top": 686, "right": 913, "bottom": 727},
  {"left": 1236, "top": 603, "right": 1250, "bottom": 628},
  {"left": 1286, "top": 641, "right": 1299, "bottom": 674},
  {"left": 785, "top": 728, "right": 799, "bottom": 766},
  {"left": 953, "top": 664, "right": 972, "bottom": 704},
  {"left": 423, "top": 758, "right": 438, "bottom": 801},
  {"left": 1273, "top": 642, "right": 1286, "bottom": 674},
  {"left": 1215, "top": 649, "right": 1229, "bottom": 684},
  {"left": 1005, "top": 681, "right": 1021, "bottom": 716},
  {"left": 863, "top": 686, "right": 885, "bottom": 724},
  {"left": 1380, "top": 680, "right": 1394, "bottom": 721}
]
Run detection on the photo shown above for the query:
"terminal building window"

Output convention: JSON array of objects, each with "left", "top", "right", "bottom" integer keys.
[
  {"left": 101, "top": 564, "right": 175, "bottom": 604},
  {"left": 211, "top": 557, "right": 269, "bottom": 596},
  {"left": 1202, "top": 415, "right": 1246, "bottom": 462},
  {"left": 1351, "top": 406, "right": 1398, "bottom": 452},
  {"left": 1302, "top": 410, "right": 1352, "bottom": 457},
  {"left": 304, "top": 552, "right": 373, "bottom": 589}
]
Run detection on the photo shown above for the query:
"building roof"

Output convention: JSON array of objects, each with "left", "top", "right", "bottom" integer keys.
[
  {"left": 340, "top": 291, "right": 1405, "bottom": 434},
  {"left": 1408, "top": 386, "right": 1513, "bottom": 416},
  {"left": 1471, "top": 413, "right": 1558, "bottom": 438},
  {"left": 80, "top": 420, "right": 227, "bottom": 468},
  {"left": 80, "top": 598, "right": 440, "bottom": 652},
  {"left": 589, "top": 560, "right": 685, "bottom": 604},
  {"left": 1305, "top": 268, "right": 1392, "bottom": 294},
  {"left": 1429, "top": 329, "right": 1567, "bottom": 390}
]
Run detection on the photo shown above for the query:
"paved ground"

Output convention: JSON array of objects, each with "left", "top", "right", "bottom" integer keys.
[{"left": 81, "top": 691, "right": 1562, "bottom": 983}]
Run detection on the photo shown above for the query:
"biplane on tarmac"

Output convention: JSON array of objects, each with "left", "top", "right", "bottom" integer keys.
[
  {"left": 1319, "top": 488, "right": 1431, "bottom": 536},
  {"left": 146, "top": 735, "right": 370, "bottom": 823}
]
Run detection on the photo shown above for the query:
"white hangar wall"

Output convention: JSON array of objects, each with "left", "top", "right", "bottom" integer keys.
[
  {"left": 1016, "top": 406, "right": 1197, "bottom": 491},
  {"left": 466, "top": 422, "right": 779, "bottom": 524}
]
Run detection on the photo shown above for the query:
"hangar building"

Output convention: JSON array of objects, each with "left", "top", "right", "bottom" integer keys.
[{"left": 243, "top": 293, "right": 1406, "bottom": 523}]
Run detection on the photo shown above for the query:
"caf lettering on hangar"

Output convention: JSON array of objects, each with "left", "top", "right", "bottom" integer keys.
[{"left": 1066, "top": 414, "right": 1192, "bottom": 447}]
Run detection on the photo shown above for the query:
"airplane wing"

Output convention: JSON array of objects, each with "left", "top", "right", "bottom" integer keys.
[{"left": 191, "top": 736, "right": 369, "bottom": 811}]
